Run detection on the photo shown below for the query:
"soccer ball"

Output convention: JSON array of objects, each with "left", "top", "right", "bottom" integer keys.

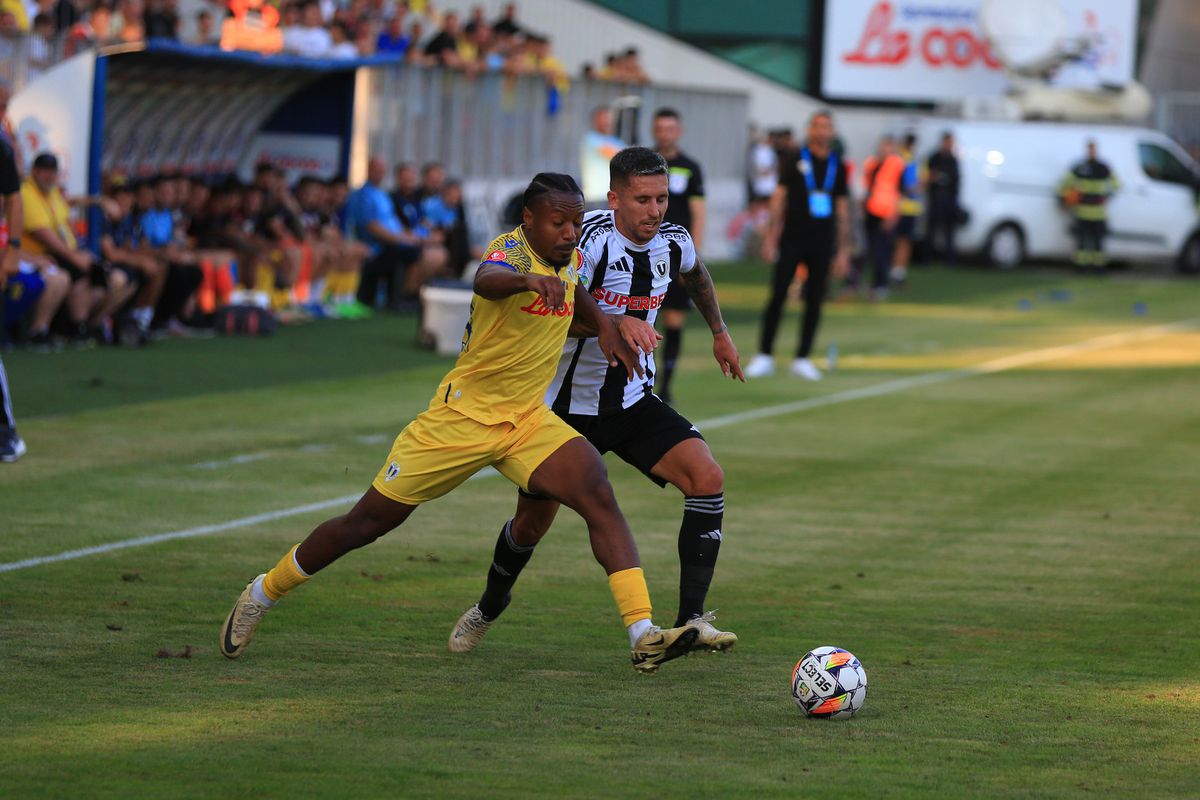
[{"left": 791, "top": 646, "right": 868, "bottom": 719}]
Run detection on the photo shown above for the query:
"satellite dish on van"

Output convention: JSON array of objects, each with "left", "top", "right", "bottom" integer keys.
[
  {"left": 979, "top": 0, "right": 1084, "bottom": 79},
  {"left": 974, "top": 0, "right": 1148, "bottom": 121}
]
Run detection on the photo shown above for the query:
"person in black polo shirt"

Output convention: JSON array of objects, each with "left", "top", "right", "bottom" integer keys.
[
  {"left": 652, "top": 108, "right": 706, "bottom": 404},
  {"left": 745, "top": 110, "right": 850, "bottom": 382}
]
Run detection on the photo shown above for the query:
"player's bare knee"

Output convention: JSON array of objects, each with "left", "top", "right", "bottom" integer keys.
[
  {"left": 510, "top": 513, "right": 550, "bottom": 545},
  {"left": 677, "top": 460, "right": 724, "bottom": 497}
]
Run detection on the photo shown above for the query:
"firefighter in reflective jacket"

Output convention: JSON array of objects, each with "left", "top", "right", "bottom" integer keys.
[{"left": 1059, "top": 140, "right": 1120, "bottom": 270}]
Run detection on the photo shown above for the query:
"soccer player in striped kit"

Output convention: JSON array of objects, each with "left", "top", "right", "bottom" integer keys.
[
  {"left": 221, "top": 173, "right": 701, "bottom": 673},
  {"left": 449, "top": 148, "right": 745, "bottom": 655}
]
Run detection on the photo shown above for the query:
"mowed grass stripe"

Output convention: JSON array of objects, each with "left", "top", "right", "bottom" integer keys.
[{"left": 2, "top": 318, "right": 1191, "bottom": 575}]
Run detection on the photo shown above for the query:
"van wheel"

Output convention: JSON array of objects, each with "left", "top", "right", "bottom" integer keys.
[
  {"left": 984, "top": 223, "right": 1025, "bottom": 269},
  {"left": 1178, "top": 233, "right": 1200, "bottom": 275}
]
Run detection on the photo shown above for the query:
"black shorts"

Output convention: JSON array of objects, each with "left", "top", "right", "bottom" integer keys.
[
  {"left": 896, "top": 215, "right": 917, "bottom": 238},
  {"left": 58, "top": 257, "right": 112, "bottom": 289},
  {"left": 522, "top": 395, "right": 704, "bottom": 495},
  {"left": 109, "top": 262, "right": 141, "bottom": 286},
  {"left": 662, "top": 275, "right": 691, "bottom": 311}
]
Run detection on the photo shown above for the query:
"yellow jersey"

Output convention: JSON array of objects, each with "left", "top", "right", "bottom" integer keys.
[
  {"left": 21, "top": 180, "right": 76, "bottom": 256},
  {"left": 431, "top": 225, "right": 585, "bottom": 426}
]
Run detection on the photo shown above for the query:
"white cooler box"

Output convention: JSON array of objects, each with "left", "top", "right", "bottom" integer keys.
[{"left": 420, "top": 281, "right": 474, "bottom": 356}]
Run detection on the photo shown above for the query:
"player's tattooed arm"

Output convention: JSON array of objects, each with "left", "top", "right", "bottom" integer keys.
[
  {"left": 681, "top": 256, "right": 745, "bottom": 382},
  {"left": 680, "top": 256, "right": 727, "bottom": 336}
]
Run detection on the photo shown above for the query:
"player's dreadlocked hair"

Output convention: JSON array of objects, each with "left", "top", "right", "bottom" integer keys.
[
  {"left": 522, "top": 172, "right": 582, "bottom": 211},
  {"left": 609, "top": 146, "right": 667, "bottom": 187}
]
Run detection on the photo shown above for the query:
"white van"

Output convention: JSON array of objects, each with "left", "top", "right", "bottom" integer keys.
[{"left": 914, "top": 120, "right": 1200, "bottom": 272}]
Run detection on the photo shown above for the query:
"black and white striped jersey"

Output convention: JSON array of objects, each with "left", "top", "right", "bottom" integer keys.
[{"left": 545, "top": 209, "right": 697, "bottom": 416}]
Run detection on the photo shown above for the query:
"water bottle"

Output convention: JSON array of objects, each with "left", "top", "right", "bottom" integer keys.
[{"left": 826, "top": 342, "right": 838, "bottom": 372}]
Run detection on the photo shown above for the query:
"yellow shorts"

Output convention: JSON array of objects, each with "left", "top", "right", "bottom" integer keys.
[{"left": 371, "top": 403, "right": 580, "bottom": 505}]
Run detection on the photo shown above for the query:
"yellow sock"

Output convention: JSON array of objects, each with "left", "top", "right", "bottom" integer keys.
[
  {"left": 261, "top": 544, "right": 311, "bottom": 601},
  {"left": 607, "top": 567, "right": 652, "bottom": 627}
]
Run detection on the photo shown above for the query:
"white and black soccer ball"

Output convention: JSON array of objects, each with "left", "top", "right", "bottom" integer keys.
[{"left": 791, "top": 646, "right": 868, "bottom": 719}]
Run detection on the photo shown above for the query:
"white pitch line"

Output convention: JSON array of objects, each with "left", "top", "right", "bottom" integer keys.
[
  {"left": 1, "top": 321, "right": 1193, "bottom": 575},
  {"left": 192, "top": 452, "right": 271, "bottom": 470}
]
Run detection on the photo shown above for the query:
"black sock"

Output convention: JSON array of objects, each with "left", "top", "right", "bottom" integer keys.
[
  {"left": 477, "top": 519, "right": 535, "bottom": 620},
  {"left": 660, "top": 327, "right": 682, "bottom": 397},
  {"left": 675, "top": 493, "right": 724, "bottom": 627}
]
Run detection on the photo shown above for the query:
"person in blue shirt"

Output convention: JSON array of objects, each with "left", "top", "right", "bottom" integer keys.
[
  {"left": 375, "top": 15, "right": 410, "bottom": 57},
  {"left": 347, "top": 155, "right": 447, "bottom": 309},
  {"left": 139, "top": 176, "right": 203, "bottom": 334}
]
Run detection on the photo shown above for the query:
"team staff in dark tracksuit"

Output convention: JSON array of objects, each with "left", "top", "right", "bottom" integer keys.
[
  {"left": 1059, "top": 140, "right": 1119, "bottom": 271},
  {"left": 745, "top": 110, "right": 850, "bottom": 382}
]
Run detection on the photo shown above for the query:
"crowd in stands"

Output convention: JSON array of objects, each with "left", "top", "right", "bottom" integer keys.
[
  {"left": 3, "top": 0, "right": 651, "bottom": 84},
  {"left": 2, "top": 148, "right": 477, "bottom": 350}
]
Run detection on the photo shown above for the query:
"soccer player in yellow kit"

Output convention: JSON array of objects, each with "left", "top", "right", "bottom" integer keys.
[{"left": 220, "top": 173, "right": 700, "bottom": 672}]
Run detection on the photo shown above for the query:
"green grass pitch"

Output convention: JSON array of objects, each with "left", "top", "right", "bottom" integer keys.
[{"left": 1, "top": 263, "right": 1198, "bottom": 798}]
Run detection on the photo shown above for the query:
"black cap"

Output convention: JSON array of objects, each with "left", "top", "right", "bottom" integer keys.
[{"left": 32, "top": 152, "right": 58, "bottom": 170}]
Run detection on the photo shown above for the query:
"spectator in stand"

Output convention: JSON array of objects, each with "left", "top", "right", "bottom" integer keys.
[
  {"left": 49, "top": 0, "right": 80, "bottom": 34},
  {"left": 139, "top": 174, "right": 204, "bottom": 335},
  {"left": 620, "top": 47, "right": 650, "bottom": 84},
  {"left": 109, "top": 0, "right": 144, "bottom": 43},
  {"left": 191, "top": 9, "right": 216, "bottom": 45},
  {"left": 597, "top": 51, "right": 617, "bottom": 80},
  {"left": 65, "top": 3, "right": 116, "bottom": 53},
  {"left": 22, "top": 153, "right": 135, "bottom": 342},
  {"left": 28, "top": 13, "right": 57, "bottom": 78},
  {"left": 375, "top": 11, "right": 410, "bottom": 55},
  {"left": 142, "top": 0, "right": 177, "bottom": 39},
  {"left": 99, "top": 179, "right": 164, "bottom": 342},
  {"left": 284, "top": 1, "right": 332, "bottom": 58},
  {"left": 390, "top": 162, "right": 421, "bottom": 230},
  {"left": 423, "top": 10, "right": 464, "bottom": 69},
  {"left": 346, "top": 154, "right": 446, "bottom": 310},
  {"left": 462, "top": 4, "right": 484, "bottom": 35},
  {"left": 352, "top": 20, "right": 375, "bottom": 56},
  {"left": 0, "top": 9, "right": 19, "bottom": 37},
  {"left": 0, "top": 0, "right": 28, "bottom": 32},
  {"left": 492, "top": 1, "right": 518, "bottom": 36},
  {"left": 328, "top": 19, "right": 359, "bottom": 57},
  {"left": 528, "top": 32, "right": 568, "bottom": 90},
  {"left": 405, "top": 19, "right": 427, "bottom": 63}
]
